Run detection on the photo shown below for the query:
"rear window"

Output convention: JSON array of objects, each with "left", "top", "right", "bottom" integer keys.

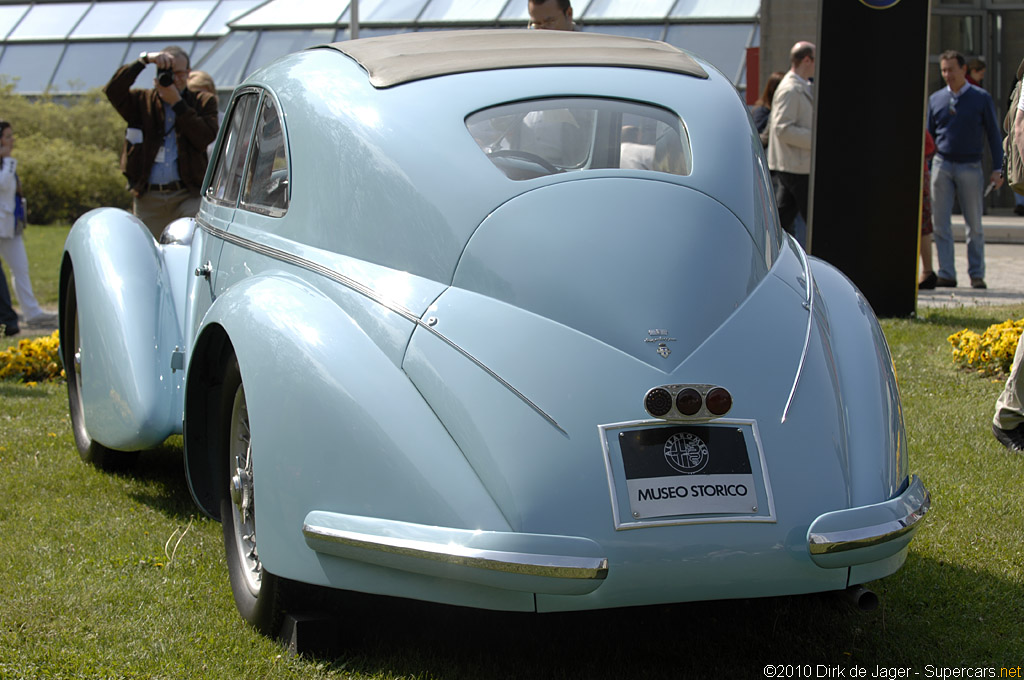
[{"left": 466, "top": 98, "right": 691, "bottom": 181}]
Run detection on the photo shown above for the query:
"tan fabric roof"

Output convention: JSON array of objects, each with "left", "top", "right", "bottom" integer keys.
[{"left": 319, "top": 29, "right": 708, "bottom": 88}]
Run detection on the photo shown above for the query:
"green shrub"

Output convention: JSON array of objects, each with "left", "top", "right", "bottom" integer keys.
[
  {"left": 0, "top": 82, "right": 130, "bottom": 224},
  {"left": 0, "top": 87, "right": 124, "bottom": 153},
  {"left": 16, "top": 132, "right": 130, "bottom": 225}
]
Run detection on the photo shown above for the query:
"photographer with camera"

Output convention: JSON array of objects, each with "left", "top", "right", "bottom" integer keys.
[{"left": 104, "top": 46, "right": 218, "bottom": 239}]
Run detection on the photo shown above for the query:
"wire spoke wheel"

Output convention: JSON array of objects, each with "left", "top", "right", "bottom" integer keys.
[
  {"left": 228, "top": 385, "right": 261, "bottom": 595},
  {"left": 219, "top": 356, "right": 286, "bottom": 635}
]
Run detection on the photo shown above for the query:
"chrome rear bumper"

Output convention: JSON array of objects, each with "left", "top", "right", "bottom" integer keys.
[
  {"left": 807, "top": 474, "right": 930, "bottom": 568},
  {"left": 303, "top": 511, "right": 608, "bottom": 595}
]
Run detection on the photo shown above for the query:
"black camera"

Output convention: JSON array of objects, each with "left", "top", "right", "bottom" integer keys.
[{"left": 157, "top": 68, "right": 174, "bottom": 87}]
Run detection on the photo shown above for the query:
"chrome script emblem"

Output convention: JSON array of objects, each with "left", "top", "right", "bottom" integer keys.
[
  {"left": 646, "top": 329, "right": 677, "bottom": 358},
  {"left": 664, "top": 432, "right": 709, "bottom": 474}
]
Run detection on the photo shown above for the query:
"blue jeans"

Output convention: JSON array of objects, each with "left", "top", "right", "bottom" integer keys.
[{"left": 930, "top": 155, "right": 984, "bottom": 281}]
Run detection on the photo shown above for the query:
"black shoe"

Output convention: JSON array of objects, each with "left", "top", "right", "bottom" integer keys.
[
  {"left": 918, "top": 272, "right": 937, "bottom": 290},
  {"left": 971, "top": 278, "right": 987, "bottom": 289},
  {"left": 1015, "top": 204, "right": 1024, "bottom": 216},
  {"left": 993, "top": 423, "right": 1024, "bottom": 451},
  {"left": 1, "top": 326, "right": 18, "bottom": 337},
  {"left": 935, "top": 276, "right": 957, "bottom": 287}
]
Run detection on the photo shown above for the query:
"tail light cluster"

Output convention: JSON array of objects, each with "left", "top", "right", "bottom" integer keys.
[{"left": 643, "top": 384, "right": 733, "bottom": 420}]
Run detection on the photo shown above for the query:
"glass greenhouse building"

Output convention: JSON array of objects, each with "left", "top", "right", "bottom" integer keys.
[{"left": 0, "top": 0, "right": 761, "bottom": 99}]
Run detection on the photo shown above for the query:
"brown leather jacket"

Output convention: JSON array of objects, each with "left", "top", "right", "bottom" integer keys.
[{"left": 104, "top": 59, "right": 219, "bottom": 196}]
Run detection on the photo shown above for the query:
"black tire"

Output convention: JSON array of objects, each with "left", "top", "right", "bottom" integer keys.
[
  {"left": 219, "top": 356, "right": 288, "bottom": 636},
  {"left": 62, "top": 268, "right": 137, "bottom": 470}
]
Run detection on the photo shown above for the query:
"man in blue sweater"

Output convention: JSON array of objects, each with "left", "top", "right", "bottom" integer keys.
[{"left": 927, "top": 50, "right": 1004, "bottom": 289}]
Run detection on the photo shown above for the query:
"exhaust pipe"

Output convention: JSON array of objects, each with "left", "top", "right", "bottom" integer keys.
[{"left": 844, "top": 585, "right": 878, "bottom": 611}]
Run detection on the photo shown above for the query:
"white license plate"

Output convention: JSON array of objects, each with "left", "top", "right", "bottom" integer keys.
[{"left": 619, "top": 425, "right": 758, "bottom": 519}]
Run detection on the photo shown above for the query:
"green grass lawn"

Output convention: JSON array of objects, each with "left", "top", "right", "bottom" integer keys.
[{"left": 0, "top": 304, "right": 1022, "bottom": 679}]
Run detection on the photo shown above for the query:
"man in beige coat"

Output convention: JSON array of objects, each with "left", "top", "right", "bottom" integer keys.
[{"left": 767, "top": 41, "right": 815, "bottom": 236}]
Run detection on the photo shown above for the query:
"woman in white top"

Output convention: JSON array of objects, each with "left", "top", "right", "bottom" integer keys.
[{"left": 0, "top": 121, "right": 54, "bottom": 327}]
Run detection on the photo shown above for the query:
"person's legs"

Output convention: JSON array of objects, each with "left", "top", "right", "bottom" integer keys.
[
  {"left": 995, "top": 334, "right": 1024, "bottom": 430},
  {"left": 955, "top": 161, "right": 985, "bottom": 281},
  {"left": 920, "top": 164, "right": 934, "bottom": 284},
  {"left": 0, "top": 234, "right": 44, "bottom": 319},
  {"left": 919, "top": 233, "right": 934, "bottom": 284},
  {"left": 772, "top": 171, "right": 797, "bottom": 235},
  {"left": 993, "top": 333, "right": 1024, "bottom": 450},
  {"left": 793, "top": 214, "right": 807, "bottom": 249},
  {"left": 787, "top": 172, "right": 810, "bottom": 224},
  {"left": 134, "top": 194, "right": 169, "bottom": 240},
  {"left": 787, "top": 174, "right": 810, "bottom": 247},
  {"left": 134, "top": 189, "right": 190, "bottom": 240},
  {"left": 929, "top": 155, "right": 957, "bottom": 282},
  {"left": 171, "top": 192, "right": 201, "bottom": 222},
  {"left": 0, "top": 257, "right": 18, "bottom": 336}
]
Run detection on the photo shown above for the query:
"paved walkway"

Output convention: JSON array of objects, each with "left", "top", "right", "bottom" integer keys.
[
  {"left": 918, "top": 241, "right": 1024, "bottom": 309},
  {"left": 950, "top": 211, "right": 1024, "bottom": 245},
  {"left": 918, "top": 211, "right": 1024, "bottom": 309}
]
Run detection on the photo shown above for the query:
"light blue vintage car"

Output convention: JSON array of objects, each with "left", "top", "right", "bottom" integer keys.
[{"left": 60, "top": 30, "right": 929, "bottom": 634}]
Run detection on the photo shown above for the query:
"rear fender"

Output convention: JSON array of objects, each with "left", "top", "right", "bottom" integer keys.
[
  {"left": 60, "top": 208, "right": 185, "bottom": 450},
  {"left": 182, "top": 273, "right": 511, "bottom": 585},
  {"left": 810, "top": 258, "right": 907, "bottom": 506}
]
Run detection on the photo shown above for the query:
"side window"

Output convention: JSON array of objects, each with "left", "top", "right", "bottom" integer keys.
[
  {"left": 208, "top": 92, "right": 259, "bottom": 205},
  {"left": 240, "top": 96, "right": 288, "bottom": 216}
]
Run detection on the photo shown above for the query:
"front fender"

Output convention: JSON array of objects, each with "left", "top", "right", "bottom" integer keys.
[
  {"left": 810, "top": 258, "right": 908, "bottom": 507},
  {"left": 183, "top": 273, "right": 512, "bottom": 588},
  {"left": 60, "top": 208, "right": 184, "bottom": 450}
]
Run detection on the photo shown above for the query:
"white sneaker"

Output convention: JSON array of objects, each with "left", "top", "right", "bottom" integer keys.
[{"left": 24, "top": 311, "right": 57, "bottom": 327}]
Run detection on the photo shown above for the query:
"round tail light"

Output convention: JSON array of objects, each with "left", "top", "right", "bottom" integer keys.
[
  {"left": 644, "top": 388, "right": 673, "bottom": 417},
  {"left": 705, "top": 387, "right": 732, "bottom": 415},
  {"left": 675, "top": 388, "right": 702, "bottom": 415}
]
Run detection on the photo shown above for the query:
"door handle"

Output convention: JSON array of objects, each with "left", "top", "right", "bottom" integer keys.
[{"left": 195, "top": 261, "right": 212, "bottom": 279}]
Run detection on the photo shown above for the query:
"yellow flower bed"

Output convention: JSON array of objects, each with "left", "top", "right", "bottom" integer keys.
[
  {"left": 0, "top": 330, "right": 64, "bottom": 383},
  {"left": 949, "top": 318, "right": 1024, "bottom": 375}
]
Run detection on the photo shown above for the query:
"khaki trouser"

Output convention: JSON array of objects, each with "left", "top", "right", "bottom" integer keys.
[
  {"left": 994, "top": 333, "right": 1024, "bottom": 430},
  {"left": 133, "top": 188, "right": 200, "bottom": 240}
]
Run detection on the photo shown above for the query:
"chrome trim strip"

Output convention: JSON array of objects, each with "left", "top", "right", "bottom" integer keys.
[
  {"left": 599, "top": 418, "right": 777, "bottom": 530},
  {"left": 781, "top": 236, "right": 814, "bottom": 424},
  {"left": 808, "top": 486, "right": 931, "bottom": 556},
  {"left": 419, "top": 326, "right": 567, "bottom": 436},
  {"left": 198, "top": 218, "right": 421, "bottom": 321},
  {"left": 302, "top": 523, "right": 609, "bottom": 580},
  {"left": 196, "top": 218, "right": 565, "bottom": 434}
]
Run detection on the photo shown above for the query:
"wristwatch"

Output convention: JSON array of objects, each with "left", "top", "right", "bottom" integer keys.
[{"left": 139, "top": 51, "right": 149, "bottom": 65}]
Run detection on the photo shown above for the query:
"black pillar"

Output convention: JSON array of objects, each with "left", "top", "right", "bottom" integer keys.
[{"left": 809, "top": 0, "right": 931, "bottom": 317}]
